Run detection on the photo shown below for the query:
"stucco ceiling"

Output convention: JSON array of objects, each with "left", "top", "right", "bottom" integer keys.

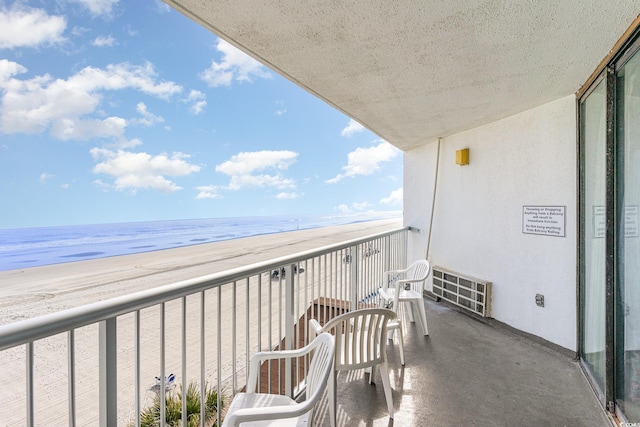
[{"left": 164, "top": 1, "right": 640, "bottom": 151}]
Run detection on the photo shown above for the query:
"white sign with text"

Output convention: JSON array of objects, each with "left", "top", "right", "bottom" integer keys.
[{"left": 522, "top": 206, "right": 566, "bottom": 237}]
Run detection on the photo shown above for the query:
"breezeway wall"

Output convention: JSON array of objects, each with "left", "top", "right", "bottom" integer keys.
[{"left": 404, "top": 95, "right": 577, "bottom": 351}]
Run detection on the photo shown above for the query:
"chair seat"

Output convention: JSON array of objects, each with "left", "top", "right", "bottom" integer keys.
[
  {"left": 378, "top": 287, "right": 429, "bottom": 336},
  {"left": 378, "top": 287, "right": 420, "bottom": 301},
  {"left": 225, "top": 393, "right": 310, "bottom": 426},
  {"left": 397, "top": 288, "right": 421, "bottom": 300}
]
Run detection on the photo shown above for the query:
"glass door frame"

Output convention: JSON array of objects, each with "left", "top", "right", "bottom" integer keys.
[{"left": 578, "top": 28, "right": 640, "bottom": 420}]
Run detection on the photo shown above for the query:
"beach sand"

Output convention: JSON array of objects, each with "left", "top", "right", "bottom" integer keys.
[{"left": 0, "top": 218, "right": 402, "bottom": 426}]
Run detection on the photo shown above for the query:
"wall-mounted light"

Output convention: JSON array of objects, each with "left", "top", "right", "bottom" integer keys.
[{"left": 456, "top": 148, "right": 469, "bottom": 165}]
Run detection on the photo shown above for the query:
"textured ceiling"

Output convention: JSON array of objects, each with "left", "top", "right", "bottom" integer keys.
[{"left": 165, "top": 1, "right": 640, "bottom": 151}]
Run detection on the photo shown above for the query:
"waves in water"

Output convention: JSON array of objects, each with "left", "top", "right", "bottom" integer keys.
[{"left": 0, "top": 212, "right": 400, "bottom": 271}]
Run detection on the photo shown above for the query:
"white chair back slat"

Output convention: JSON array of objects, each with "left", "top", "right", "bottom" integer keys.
[{"left": 320, "top": 308, "right": 394, "bottom": 371}]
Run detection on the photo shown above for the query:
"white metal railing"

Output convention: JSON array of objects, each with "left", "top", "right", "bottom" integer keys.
[{"left": 0, "top": 227, "right": 408, "bottom": 426}]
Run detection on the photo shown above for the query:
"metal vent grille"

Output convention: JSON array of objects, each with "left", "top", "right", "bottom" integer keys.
[{"left": 432, "top": 266, "right": 492, "bottom": 317}]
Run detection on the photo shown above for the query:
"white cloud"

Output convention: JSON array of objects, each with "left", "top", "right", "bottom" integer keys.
[
  {"left": 70, "top": 0, "right": 119, "bottom": 18},
  {"left": 195, "top": 185, "right": 221, "bottom": 199},
  {"left": 200, "top": 39, "right": 271, "bottom": 87},
  {"left": 132, "top": 102, "right": 164, "bottom": 127},
  {"left": 39, "top": 172, "right": 54, "bottom": 184},
  {"left": 71, "top": 26, "right": 90, "bottom": 37},
  {"left": 341, "top": 119, "right": 365, "bottom": 137},
  {"left": 124, "top": 24, "right": 138, "bottom": 37},
  {"left": 276, "top": 192, "right": 299, "bottom": 199},
  {"left": 91, "top": 148, "right": 200, "bottom": 193},
  {"left": 184, "top": 90, "right": 207, "bottom": 115},
  {"left": 352, "top": 201, "right": 373, "bottom": 211},
  {"left": 216, "top": 150, "right": 298, "bottom": 190},
  {"left": 50, "top": 116, "right": 127, "bottom": 140},
  {"left": 92, "top": 35, "right": 116, "bottom": 47},
  {"left": 190, "top": 100, "right": 207, "bottom": 115},
  {"left": 227, "top": 172, "right": 295, "bottom": 190},
  {"left": 0, "top": 60, "right": 181, "bottom": 140},
  {"left": 105, "top": 137, "right": 142, "bottom": 150},
  {"left": 185, "top": 90, "right": 205, "bottom": 102},
  {"left": 380, "top": 188, "right": 403, "bottom": 206},
  {"left": 154, "top": 0, "right": 171, "bottom": 14},
  {"left": 0, "top": 59, "right": 26, "bottom": 81},
  {"left": 216, "top": 150, "right": 297, "bottom": 176},
  {"left": 326, "top": 141, "right": 400, "bottom": 183},
  {"left": 336, "top": 204, "right": 351, "bottom": 213},
  {"left": 0, "top": 4, "right": 66, "bottom": 49},
  {"left": 335, "top": 202, "right": 372, "bottom": 213},
  {"left": 275, "top": 109, "right": 287, "bottom": 116}
]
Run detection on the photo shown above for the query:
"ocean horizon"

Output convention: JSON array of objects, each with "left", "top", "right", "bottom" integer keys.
[{"left": 0, "top": 212, "right": 401, "bottom": 271}]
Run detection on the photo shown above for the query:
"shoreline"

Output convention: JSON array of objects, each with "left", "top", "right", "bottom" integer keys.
[
  {"left": 0, "top": 218, "right": 402, "bottom": 324},
  {"left": 1, "top": 213, "right": 402, "bottom": 272}
]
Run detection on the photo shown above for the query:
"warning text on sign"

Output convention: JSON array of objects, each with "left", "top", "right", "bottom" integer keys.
[{"left": 522, "top": 206, "right": 566, "bottom": 237}]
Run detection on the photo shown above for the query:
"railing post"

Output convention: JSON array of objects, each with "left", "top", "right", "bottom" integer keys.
[
  {"left": 99, "top": 318, "right": 117, "bottom": 427},
  {"left": 403, "top": 228, "right": 409, "bottom": 269},
  {"left": 26, "top": 342, "right": 34, "bottom": 427},
  {"left": 68, "top": 330, "right": 76, "bottom": 427},
  {"left": 285, "top": 264, "right": 295, "bottom": 397},
  {"left": 350, "top": 244, "right": 359, "bottom": 309},
  {"left": 385, "top": 235, "right": 391, "bottom": 278}
]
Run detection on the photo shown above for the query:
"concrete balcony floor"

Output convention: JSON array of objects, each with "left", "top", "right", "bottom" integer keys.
[{"left": 311, "top": 298, "right": 610, "bottom": 426}]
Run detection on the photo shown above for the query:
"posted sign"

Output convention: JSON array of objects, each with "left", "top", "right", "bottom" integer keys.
[{"left": 522, "top": 206, "right": 566, "bottom": 237}]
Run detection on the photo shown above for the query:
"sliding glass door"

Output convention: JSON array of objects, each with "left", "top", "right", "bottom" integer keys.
[
  {"left": 580, "top": 33, "right": 640, "bottom": 423},
  {"left": 616, "top": 45, "right": 640, "bottom": 421}
]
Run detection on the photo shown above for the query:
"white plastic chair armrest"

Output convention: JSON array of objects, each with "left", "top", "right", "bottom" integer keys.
[
  {"left": 383, "top": 267, "right": 409, "bottom": 287},
  {"left": 386, "top": 265, "right": 411, "bottom": 275},
  {"left": 246, "top": 342, "right": 320, "bottom": 392},
  {"left": 309, "top": 318, "right": 323, "bottom": 336},
  {"left": 224, "top": 401, "right": 312, "bottom": 427}
]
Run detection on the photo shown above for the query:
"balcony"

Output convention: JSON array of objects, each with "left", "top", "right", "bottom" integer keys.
[
  {"left": 313, "top": 298, "right": 609, "bottom": 426},
  {"left": 0, "top": 226, "right": 608, "bottom": 426}
]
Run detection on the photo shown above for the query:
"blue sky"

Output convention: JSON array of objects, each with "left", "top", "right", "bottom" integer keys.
[{"left": 0, "top": 0, "right": 403, "bottom": 228}]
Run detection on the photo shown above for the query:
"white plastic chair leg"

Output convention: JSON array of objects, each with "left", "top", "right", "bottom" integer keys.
[
  {"left": 404, "top": 300, "right": 415, "bottom": 323},
  {"left": 379, "top": 361, "right": 394, "bottom": 419},
  {"left": 414, "top": 299, "right": 429, "bottom": 335},
  {"left": 397, "top": 327, "right": 405, "bottom": 365},
  {"left": 329, "top": 370, "right": 337, "bottom": 427}
]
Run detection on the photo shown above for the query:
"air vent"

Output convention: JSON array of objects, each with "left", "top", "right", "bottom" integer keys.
[{"left": 432, "top": 266, "right": 492, "bottom": 317}]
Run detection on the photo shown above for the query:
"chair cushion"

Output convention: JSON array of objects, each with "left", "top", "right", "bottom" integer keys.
[{"left": 224, "top": 392, "right": 310, "bottom": 426}]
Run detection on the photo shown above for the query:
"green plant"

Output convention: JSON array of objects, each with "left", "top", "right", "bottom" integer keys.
[{"left": 132, "top": 381, "right": 226, "bottom": 427}]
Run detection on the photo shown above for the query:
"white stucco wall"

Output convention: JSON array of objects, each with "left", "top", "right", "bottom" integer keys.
[{"left": 404, "top": 95, "right": 577, "bottom": 351}]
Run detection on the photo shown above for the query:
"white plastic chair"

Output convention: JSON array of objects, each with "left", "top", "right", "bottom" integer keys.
[
  {"left": 222, "top": 332, "right": 334, "bottom": 427},
  {"left": 310, "top": 308, "right": 396, "bottom": 427},
  {"left": 378, "top": 259, "right": 430, "bottom": 336}
]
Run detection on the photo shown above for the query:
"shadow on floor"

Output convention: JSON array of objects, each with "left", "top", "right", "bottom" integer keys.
[{"left": 311, "top": 298, "right": 610, "bottom": 427}]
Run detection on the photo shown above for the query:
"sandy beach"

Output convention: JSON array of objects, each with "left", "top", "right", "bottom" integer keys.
[{"left": 0, "top": 218, "right": 402, "bottom": 426}]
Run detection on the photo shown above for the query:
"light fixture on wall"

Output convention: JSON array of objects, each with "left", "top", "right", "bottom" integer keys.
[{"left": 456, "top": 148, "right": 469, "bottom": 165}]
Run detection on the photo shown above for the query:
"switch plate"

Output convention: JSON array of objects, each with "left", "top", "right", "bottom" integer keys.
[{"left": 535, "top": 294, "right": 544, "bottom": 307}]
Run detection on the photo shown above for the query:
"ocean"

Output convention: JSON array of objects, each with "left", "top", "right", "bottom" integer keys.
[{"left": 0, "top": 212, "right": 401, "bottom": 271}]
